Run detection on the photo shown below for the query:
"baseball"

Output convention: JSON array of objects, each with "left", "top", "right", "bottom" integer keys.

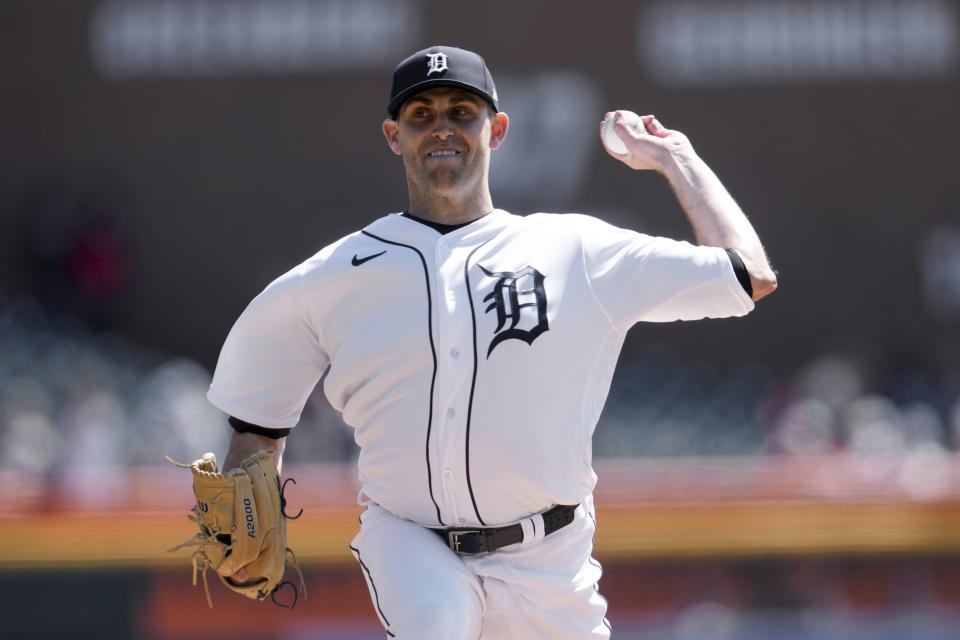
[{"left": 601, "top": 111, "right": 643, "bottom": 155}]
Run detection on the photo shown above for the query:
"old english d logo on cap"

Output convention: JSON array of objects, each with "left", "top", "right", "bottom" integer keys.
[
  {"left": 426, "top": 52, "right": 448, "bottom": 76},
  {"left": 387, "top": 45, "right": 499, "bottom": 118}
]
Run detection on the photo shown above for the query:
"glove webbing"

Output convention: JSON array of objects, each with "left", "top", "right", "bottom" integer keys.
[{"left": 166, "top": 509, "right": 229, "bottom": 609}]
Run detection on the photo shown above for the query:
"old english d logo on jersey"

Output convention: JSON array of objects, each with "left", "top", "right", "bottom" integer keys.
[
  {"left": 426, "top": 52, "right": 448, "bottom": 76},
  {"left": 479, "top": 265, "right": 549, "bottom": 357}
]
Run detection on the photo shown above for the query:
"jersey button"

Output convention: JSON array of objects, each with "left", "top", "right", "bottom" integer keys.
[
  {"left": 450, "top": 347, "right": 460, "bottom": 358},
  {"left": 444, "top": 469, "right": 454, "bottom": 478},
  {"left": 446, "top": 407, "right": 456, "bottom": 419}
]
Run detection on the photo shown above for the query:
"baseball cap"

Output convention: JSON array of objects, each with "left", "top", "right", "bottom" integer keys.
[{"left": 387, "top": 45, "right": 499, "bottom": 119}]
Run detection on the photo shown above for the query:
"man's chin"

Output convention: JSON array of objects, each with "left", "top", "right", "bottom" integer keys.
[{"left": 425, "top": 169, "right": 464, "bottom": 189}]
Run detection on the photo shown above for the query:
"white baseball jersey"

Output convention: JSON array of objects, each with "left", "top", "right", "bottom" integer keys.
[{"left": 207, "top": 210, "right": 753, "bottom": 527}]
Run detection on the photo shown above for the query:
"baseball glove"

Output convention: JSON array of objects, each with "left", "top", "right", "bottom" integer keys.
[{"left": 167, "top": 450, "right": 306, "bottom": 608}]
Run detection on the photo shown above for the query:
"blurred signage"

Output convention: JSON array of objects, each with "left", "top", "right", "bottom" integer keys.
[
  {"left": 638, "top": 0, "right": 959, "bottom": 87},
  {"left": 89, "top": 0, "right": 420, "bottom": 78}
]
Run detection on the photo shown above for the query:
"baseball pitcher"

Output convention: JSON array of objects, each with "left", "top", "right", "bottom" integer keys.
[{"left": 186, "top": 45, "right": 777, "bottom": 637}]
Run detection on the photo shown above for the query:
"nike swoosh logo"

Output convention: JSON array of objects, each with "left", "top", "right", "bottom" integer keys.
[{"left": 351, "top": 250, "right": 386, "bottom": 266}]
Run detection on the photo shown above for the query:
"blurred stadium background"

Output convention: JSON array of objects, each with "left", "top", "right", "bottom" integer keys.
[{"left": 2, "top": 0, "right": 960, "bottom": 638}]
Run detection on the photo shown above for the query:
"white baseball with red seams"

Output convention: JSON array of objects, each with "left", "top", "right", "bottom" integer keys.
[{"left": 601, "top": 110, "right": 644, "bottom": 155}]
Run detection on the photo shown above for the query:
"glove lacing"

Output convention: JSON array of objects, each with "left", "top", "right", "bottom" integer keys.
[
  {"left": 165, "top": 456, "right": 308, "bottom": 609},
  {"left": 268, "top": 478, "right": 307, "bottom": 608}
]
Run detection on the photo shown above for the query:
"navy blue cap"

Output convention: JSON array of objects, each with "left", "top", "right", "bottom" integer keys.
[{"left": 387, "top": 45, "right": 499, "bottom": 119}]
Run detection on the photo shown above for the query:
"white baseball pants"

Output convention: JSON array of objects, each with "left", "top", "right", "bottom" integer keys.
[{"left": 349, "top": 496, "right": 611, "bottom": 639}]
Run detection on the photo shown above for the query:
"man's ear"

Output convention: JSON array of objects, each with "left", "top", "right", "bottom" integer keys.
[
  {"left": 489, "top": 112, "right": 509, "bottom": 150},
  {"left": 382, "top": 119, "right": 402, "bottom": 156}
]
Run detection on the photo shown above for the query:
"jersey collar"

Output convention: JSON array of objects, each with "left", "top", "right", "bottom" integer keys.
[{"left": 363, "top": 209, "right": 512, "bottom": 247}]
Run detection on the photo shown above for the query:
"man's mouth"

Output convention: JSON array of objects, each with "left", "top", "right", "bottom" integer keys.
[{"left": 428, "top": 150, "right": 460, "bottom": 157}]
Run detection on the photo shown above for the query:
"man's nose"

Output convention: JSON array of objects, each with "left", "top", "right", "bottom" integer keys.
[{"left": 432, "top": 116, "right": 454, "bottom": 139}]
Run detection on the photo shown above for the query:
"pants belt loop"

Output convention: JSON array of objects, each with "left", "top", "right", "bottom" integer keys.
[
  {"left": 530, "top": 512, "right": 546, "bottom": 543},
  {"left": 518, "top": 517, "right": 534, "bottom": 546}
]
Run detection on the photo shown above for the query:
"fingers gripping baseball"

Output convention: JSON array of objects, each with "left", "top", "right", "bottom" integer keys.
[{"left": 600, "top": 110, "right": 689, "bottom": 172}]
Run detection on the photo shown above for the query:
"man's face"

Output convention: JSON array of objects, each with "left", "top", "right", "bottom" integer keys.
[{"left": 383, "top": 87, "right": 507, "bottom": 194}]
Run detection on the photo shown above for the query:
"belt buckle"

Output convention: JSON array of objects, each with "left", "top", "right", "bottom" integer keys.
[{"left": 448, "top": 529, "right": 482, "bottom": 554}]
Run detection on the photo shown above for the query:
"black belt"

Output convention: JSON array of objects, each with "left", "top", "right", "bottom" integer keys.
[{"left": 431, "top": 504, "right": 577, "bottom": 555}]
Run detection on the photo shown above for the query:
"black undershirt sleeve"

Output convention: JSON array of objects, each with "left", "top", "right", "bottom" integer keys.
[
  {"left": 724, "top": 248, "right": 753, "bottom": 298},
  {"left": 228, "top": 416, "right": 291, "bottom": 439}
]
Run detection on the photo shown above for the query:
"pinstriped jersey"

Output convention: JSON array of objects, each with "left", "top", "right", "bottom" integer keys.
[{"left": 207, "top": 210, "right": 754, "bottom": 526}]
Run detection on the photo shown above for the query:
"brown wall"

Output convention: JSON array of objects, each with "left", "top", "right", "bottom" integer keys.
[{"left": 2, "top": 0, "right": 959, "bottom": 378}]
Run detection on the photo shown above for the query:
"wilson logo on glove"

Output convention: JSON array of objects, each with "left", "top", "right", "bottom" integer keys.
[{"left": 166, "top": 450, "right": 307, "bottom": 609}]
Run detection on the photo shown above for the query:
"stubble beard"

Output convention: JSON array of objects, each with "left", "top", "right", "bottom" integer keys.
[
  {"left": 408, "top": 152, "right": 478, "bottom": 197},
  {"left": 426, "top": 163, "right": 465, "bottom": 190}
]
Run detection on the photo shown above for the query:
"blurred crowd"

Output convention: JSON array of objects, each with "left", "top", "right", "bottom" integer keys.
[
  {"left": 0, "top": 295, "right": 226, "bottom": 476},
  {"left": 0, "top": 293, "right": 359, "bottom": 477},
  {"left": 597, "top": 345, "right": 960, "bottom": 461},
  {"left": 2, "top": 293, "right": 959, "bottom": 476}
]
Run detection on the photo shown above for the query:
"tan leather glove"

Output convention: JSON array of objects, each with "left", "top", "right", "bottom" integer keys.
[{"left": 167, "top": 450, "right": 305, "bottom": 608}]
